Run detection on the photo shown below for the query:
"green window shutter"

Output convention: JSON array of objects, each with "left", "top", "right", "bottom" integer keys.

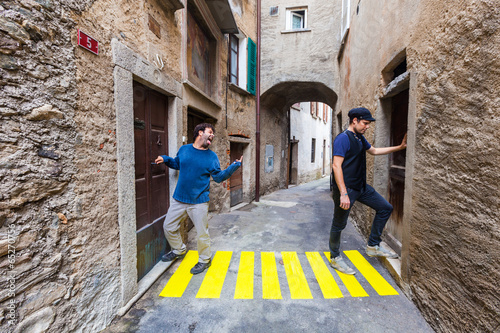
[{"left": 247, "top": 37, "right": 257, "bottom": 95}]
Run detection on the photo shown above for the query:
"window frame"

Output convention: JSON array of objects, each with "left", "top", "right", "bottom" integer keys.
[
  {"left": 285, "top": 6, "right": 308, "bottom": 31},
  {"left": 228, "top": 34, "right": 239, "bottom": 85}
]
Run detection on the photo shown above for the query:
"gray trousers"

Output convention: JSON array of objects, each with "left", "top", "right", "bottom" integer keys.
[{"left": 163, "top": 199, "right": 210, "bottom": 263}]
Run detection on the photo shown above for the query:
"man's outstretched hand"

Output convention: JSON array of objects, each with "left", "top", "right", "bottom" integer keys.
[
  {"left": 154, "top": 156, "right": 164, "bottom": 164},
  {"left": 400, "top": 133, "right": 407, "bottom": 150},
  {"left": 235, "top": 155, "right": 243, "bottom": 163}
]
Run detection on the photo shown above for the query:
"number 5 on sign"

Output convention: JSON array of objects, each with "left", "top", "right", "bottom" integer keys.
[{"left": 78, "top": 29, "right": 99, "bottom": 55}]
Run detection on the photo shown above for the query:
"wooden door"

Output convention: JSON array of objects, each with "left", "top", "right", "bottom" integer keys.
[
  {"left": 387, "top": 89, "right": 409, "bottom": 255},
  {"left": 229, "top": 142, "right": 243, "bottom": 206},
  {"left": 288, "top": 141, "right": 298, "bottom": 185},
  {"left": 133, "top": 81, "right": 170, "bottom": 281}
]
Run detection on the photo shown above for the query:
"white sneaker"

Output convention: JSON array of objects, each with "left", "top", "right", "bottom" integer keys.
[
  {"left": 366, "top": 245, "right": 399, "bottom": 258},
  {"left": 330, "top": 255, "right": 356, "bottom": 275}
]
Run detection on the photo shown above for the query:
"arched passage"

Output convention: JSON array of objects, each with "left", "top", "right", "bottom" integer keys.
[{"left": 258, "top": 81, "right": 338, "bottom": 195}]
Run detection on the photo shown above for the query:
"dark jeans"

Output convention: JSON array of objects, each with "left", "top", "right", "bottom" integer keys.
[{"left": 329, "top": 184, "right": 393, "bottom": 258}]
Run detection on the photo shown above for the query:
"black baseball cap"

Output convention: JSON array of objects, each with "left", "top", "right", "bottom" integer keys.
[{"left": 348, "top": 107, "right": 376, "bottom": 121}]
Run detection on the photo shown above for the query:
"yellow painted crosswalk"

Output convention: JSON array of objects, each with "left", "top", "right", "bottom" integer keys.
[
  {"left": 159, "top": 250, "right": 398, "bottom": 300},
  {"left": 234, "top": 251, "right": 254, "bottom": 299},
  {"left": 261, "top": 252, "right": 282, "bottom": 299}
]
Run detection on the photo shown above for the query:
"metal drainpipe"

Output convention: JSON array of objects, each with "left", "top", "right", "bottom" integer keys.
[{"left": 255, "top": 0, "right": 261, "bottom": 202}]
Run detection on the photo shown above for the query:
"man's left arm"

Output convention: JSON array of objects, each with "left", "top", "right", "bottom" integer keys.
[
  {"left": 211, "top": 155, "right": 242, "bottom": 183},
  {"left": 367, "top": 133, "right": 407, "bottom": 156}
]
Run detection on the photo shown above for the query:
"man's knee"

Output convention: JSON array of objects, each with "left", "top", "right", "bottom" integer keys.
[
  {"left": 379, "top": 203, "right": 393, "bottom": 216},
  {"left": 163, "top": 219, "right": 180, "bottom": 234},
  {"left": 331, "top": 216, "right": 348, "bottom": 231}
]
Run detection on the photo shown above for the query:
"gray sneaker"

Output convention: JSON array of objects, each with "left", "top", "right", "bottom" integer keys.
[
  {"left": 330, "top": 255, "right": 356, "bottom": 275},
  {"left": 190, "top": 260, "right": 211, "bottom": 275},
  {"left": 161, "top": 250, "right": 186, "bottom": 262},
  {"left": 366, "top": 245, "right": 399, "bottom": 258}
]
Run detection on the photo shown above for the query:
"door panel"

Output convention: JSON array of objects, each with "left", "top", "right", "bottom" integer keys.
[
  {"left": 387, "top": 89, "right": 408, "bottom": 254},
  {"left": 135, "top": 179, "right": 149, "bottom": 230},
  {"left": 230, "top": 142, "right": 243, "bottom": 207},
  {"left": 136, "top": 219, "right": 165, "bottom": 281},
  {"left": 133, "top": 81, "right": 170, "bottom": 281}
]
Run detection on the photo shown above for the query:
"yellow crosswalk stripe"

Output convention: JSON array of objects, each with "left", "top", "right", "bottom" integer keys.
[
  {"left": 159, "top": 250, "right": 199, "bottom": 297},
  {"left": 324, "top": 252, "right": 369, "bottom": 297},
  {"left": 261, "top": 252, "right": 282, "bottom": 299},
  {"left": 305, "top": 252, "right": 343, "bottom": 299},
  {"left": 282, "top": 252, "right": 313, "bottom": 299},
  {"left": 234, "top": 251, "right": 254, "bottom": 299},
  {"left": 196, "top": 251, "right": 233, "bottom": 298},
  {"left": 344, "top": 250, "right": 399, "bottom": 296}
]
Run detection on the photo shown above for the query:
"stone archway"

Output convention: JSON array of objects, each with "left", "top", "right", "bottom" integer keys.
[{"left": 259, "top": 81, "right": 338, "bottom": 195}]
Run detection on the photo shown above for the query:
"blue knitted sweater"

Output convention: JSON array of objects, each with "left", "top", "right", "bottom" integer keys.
[{"left": 161, "top": 144, "right": 241, "bottom": 204}]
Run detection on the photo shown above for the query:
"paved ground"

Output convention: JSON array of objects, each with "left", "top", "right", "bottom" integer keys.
[{"left": 103, "top": 177, "right": 434, "bottom": 333}]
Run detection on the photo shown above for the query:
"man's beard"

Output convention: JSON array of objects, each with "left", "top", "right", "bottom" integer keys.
[{"left": 201, "top": 136, "right": 211, "bottom": 148}]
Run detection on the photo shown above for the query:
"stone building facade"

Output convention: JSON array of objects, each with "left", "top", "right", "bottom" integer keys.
[
  {"left": 337, "top": 0, "right": 499, "bottom": 332},
  {"left": 0, "top": 0, "right": 256, "bottom": 331}
]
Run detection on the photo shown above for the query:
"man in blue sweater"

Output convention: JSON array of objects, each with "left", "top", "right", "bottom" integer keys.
[
  {"left": 329, "top": 108, "right": 407, "bottom": 275},
  {"left": 155, "top": 123, "right": 242, "bottom": 274}
]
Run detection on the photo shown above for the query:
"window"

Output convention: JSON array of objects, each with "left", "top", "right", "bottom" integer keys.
[
  {"left": 310, "top": 102, "right": 317, "bottom": 117},
  {"left": 292, "top": 10, "right": 305, "bottom": 29},
  {"left": 310, "top": 102, "right": 320, "bottom": 118},
  {"left": 311, "top": 138, "right": 316, "bottom": 163},
  {"left": 323, "top": 104, "right": 329, "bottom": 123},
  {"left": 228, "top": 34, "right": 238, "bottom": 85},
  {"left": 286, "top": 7, "right": 308, "bottom": 31},
  {"left": 227, "top": 35, "right": 256, "bottom": 95},
  {"left": 187, "top": 9, "right": 215, "bottom": 96}
]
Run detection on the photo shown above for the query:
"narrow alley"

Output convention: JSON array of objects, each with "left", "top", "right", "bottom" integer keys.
[{"left": 103, "top": 178, "right": 433, "bottom": 333}]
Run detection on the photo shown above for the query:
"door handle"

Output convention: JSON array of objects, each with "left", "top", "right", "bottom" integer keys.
[{"left": 156, "top": 135, "right": 162, "bottom": 146}]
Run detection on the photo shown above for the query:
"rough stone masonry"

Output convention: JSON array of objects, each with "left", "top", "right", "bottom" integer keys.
[{"left": 0, "top": 1, "right": 123, "bottom": 332}]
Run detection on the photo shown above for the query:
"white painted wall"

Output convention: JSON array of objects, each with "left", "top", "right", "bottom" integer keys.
[{"left": 290, "top": 102, "right": 332, "bottom": 184}]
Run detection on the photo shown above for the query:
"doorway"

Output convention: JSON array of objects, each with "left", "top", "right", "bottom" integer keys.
[
  {"left": 288, "top": 140, "right": 298, "bottom": 185},
  {"left": 230, "top": 142, "right": 243, "bottom": 206},
  {"left": 386, "top": 89, "right": 409, "bottom": 255},
  {"left": 133, "top": 81, "right": 170, "bottom": 281},
  {"left": 187, "top": 110, "right": 207, "bottom": 144}
]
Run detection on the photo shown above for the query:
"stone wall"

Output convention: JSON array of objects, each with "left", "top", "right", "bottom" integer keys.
[
  {"left": 260, "top": 0, "right": 341, "bottom": 94},
  {"left": 0, "top": 0, "right": 119, "bottom": 332},
  {"left": 339, "top": 0, "right": 500, "bottom": 331}
]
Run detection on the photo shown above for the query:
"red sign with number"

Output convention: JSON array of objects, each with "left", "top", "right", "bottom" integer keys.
[{"left": 78, "top": 29, "right": 99, "bottom": 55}]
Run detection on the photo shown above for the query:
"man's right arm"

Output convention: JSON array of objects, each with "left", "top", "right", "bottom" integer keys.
[
  {"left": 155, "top": 154, "right": 180, "bottom": 170},
  {"left": 332, "top": 156, "right": 351, "bottom": 210}
]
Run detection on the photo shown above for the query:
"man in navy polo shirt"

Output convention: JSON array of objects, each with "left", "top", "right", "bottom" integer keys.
[
  {"left": 155, "top": 123, "right": 242, "bottom": 275},
  {"left": 329, "top": 107, "right": 407, "bottom": 275}
]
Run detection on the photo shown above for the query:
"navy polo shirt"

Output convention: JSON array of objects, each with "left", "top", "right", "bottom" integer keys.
[{"left": 333, "top": 131, "right": 371, "bottom": 190}]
